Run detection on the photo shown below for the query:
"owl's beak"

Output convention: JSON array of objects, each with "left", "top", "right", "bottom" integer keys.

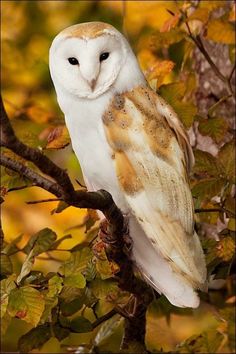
[
  {"left": 89, "top": 78, "right": 97, "bottom": 91},
  {"left": 84, "top": 78, "right": 97, "bottom": 91}
]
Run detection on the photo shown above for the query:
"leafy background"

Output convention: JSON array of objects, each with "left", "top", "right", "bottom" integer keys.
[{"left": 1, "top": 1, "right": 235, "bottom": 353}]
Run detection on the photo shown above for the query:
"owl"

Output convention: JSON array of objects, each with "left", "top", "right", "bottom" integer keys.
[{"left": 49, "top": 22, "right": 207, "bottom": 308}]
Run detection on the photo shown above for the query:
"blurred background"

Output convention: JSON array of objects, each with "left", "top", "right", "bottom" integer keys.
[{"left": 1, "top": 1, "right": 235, "bottom": 353}]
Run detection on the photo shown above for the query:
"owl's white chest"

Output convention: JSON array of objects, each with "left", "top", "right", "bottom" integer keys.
[{"left": 58, "top": 92, "right": 129, "bottom": 212}]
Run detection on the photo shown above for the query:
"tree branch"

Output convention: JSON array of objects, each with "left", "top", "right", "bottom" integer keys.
[
  {"left": 195, "top": 207, "right": 235, "bottom": 218},
  {"left": 0, "top": 155, "right": 64, "bottom": 197},
  {"left": 91, "top": 308, "right": 117, "bottom": 330}
]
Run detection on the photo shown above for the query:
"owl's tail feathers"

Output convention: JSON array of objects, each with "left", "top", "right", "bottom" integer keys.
[{"left": 130, "top": 218, "right": 205, "bottom": 308}]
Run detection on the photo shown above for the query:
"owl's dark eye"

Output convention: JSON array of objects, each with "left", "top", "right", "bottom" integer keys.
[
  {"left": 99, "top": 52, "right": 110, "bottom": 62},
  {"left": 68, "top": 57, "right": 79, "bottom": 65}
]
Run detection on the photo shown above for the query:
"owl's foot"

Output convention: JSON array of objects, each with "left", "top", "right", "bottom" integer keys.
[{"left": 98, "top": 216, "right": 132, "bottom": 255}]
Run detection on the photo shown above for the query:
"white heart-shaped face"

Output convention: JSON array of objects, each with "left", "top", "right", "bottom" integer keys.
[{"left": 49, "top": 32, "right": 127, "bottom": 99}]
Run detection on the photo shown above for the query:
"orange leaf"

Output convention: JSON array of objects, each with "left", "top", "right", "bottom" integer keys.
[
  {"left": 46, "top": 125, "right": 70, "bottom": 150},
  {"left": 26, "top": 106, "right": 55, "bottom": 123},
  {"left": 160, "top": 12, "right": 180, "bottom": 32}
]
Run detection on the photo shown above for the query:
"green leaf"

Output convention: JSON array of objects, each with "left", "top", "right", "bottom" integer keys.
[
  {"left": 192, "top": 178, "right": 226, "bottom": 201},
  {"left": 198, "top": 117, "right": 228, "bottom": 143},
  {"left": 90, "top": 279, "right": 119, "bottom": 300},
  {"left": 18, "top": 324, "right": 51, "bottom": 353},
  {"left": 0, "top": 276, "right": 17, "bottom": 318},
  {"left": 0, "top": 253, "right": 13, "bottom": 275},
  {"left": 159, "top": 82, "right": 196, "bottom": 127},
  {"left": 193, "top": 150, "right": 219, "bottom": 176},
  {"left": 47, "top": 274, "right": 63, "bottom": 298},
  {"left": 60, "top": 287, "right": 97, "bottom": 316},
  {"left": 93, "top": 314, "right": 123, "bottom": 346},
  {"left": 17, "top": 249, "right": 35, "bottom": 284},
  {"left": 201, "top": 238, "right": 219, "bottom": 267},
  {"left": 206, "top": 19, "right": 235, "bottom": 44},
  {"left": 83, "top": 259, "right": 97, "bottom": 281},
  {"left": 70, "top": 316, "right": 93, "bottom": 333},
  {"left": 218, "top": 141, "right": 235, "bottom": 182},
  {"left": 3, "top": 234, "right": 23, "bottom": 255},
  {"left": 39, "top": 275, "right": 63, "bottom": 324},
  {"left": 40, "top": 296, "right": 58, "bottom": 324},
  {"left": 59, "top": 247, "right": 93, "bottom": 276},
  {"left": 23, "top": 228, "right": 57, "bottom": 256},
  {"left": 64, "top": 273, "right": 86, "bottom": 289},
  {"left": 8, "top": 286, "right": 45, "bottom": 326}
]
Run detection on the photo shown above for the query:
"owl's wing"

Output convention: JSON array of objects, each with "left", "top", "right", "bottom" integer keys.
[{"left": 103, "top": 86, "right": 206, "bottom": 289}]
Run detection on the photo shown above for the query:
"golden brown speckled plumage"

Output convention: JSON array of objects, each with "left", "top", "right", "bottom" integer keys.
[
  {"left": 59, "top": 22, "right": 115, "bottom": 39},
  {"left": 102, "top": 85, "right": 206, "bottom": 289}
]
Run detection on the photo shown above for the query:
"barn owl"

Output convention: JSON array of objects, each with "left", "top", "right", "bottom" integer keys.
[{"left": 49, "top": 22, "right": 207, "bottom": 308}]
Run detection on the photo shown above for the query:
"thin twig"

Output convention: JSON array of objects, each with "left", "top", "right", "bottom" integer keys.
[
  {"left": 184, "top": 18, "right": 234, "bottom": 95},
  {"left": 91, "top": 308, "right": 117, "bottom": 329},
  {"left": 195, "top": 208, "right": 235, "bottom": 217},
  {"left": 8, "top": 184, "right": 36, "bottom": 192},
  {"left": 207, "top": 94, "right": 232, "bottom": 117},
  {"left": 228, "top": 63, "right": 236, "bottom": 82},
  {"left": 26, "top": 198, "right": 62, "bottom": 205}
]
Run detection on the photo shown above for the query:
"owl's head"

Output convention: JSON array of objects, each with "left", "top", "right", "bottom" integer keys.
[{"left": 49, "top": 22, "right": 144, "bottom": 99}]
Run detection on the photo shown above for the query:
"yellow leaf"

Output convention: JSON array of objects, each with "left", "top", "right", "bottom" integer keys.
[
  {"left": 206, "top": 19, "right": 235, "bottom": 45},
  {"left": 188, "top": 7, "right": 210, "bottom": 23},
  {"left": 8, "top": 286, "right": 45, "bottom": 327},
  {"left": 228, "top": 219, "right": 236, "bottom": 232},
  {"left": 138, "top": 49, "right": 175, "bottom": 88},
  {"left": 103, "top": 1, "right": 178, "bottom": 35}
]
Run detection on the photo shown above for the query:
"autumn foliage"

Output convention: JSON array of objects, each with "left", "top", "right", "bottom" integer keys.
[{"left": 1, "top": 1, "right": 235, "bottom": 353}]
